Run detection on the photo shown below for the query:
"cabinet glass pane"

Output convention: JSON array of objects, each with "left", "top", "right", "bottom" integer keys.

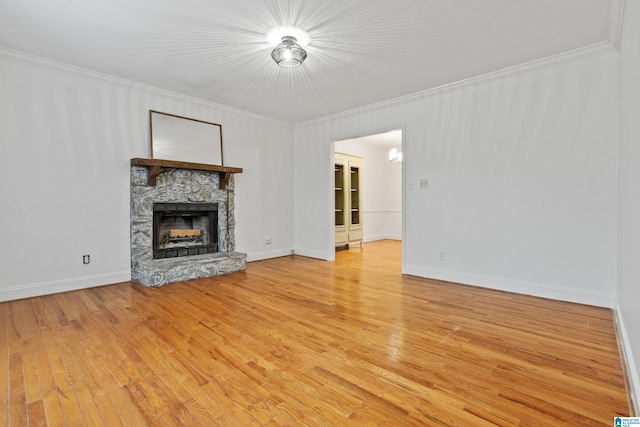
[
  {"left": 350, "top": 166, "right": 360, "bottom": 225},
  {"left": 350, "top": 167, "right": 359, "bottom": 191},
  {"left": 335, "top": 165, "right": 345, "bottom": 226}
]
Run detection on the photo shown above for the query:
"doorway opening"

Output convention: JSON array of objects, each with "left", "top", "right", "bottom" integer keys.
[{"left": 333, "top": 129, "right": 403, "bottom": 255}]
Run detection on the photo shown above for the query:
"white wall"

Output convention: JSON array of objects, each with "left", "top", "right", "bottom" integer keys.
[
  {"left": 295, "top": 52, "right": 619, "bottom": 307},
  {"left": 617, "top": 0, "right": 640, "bottom": 411},
  {"left": 335, "top": 139, "right": 402, "bottom": 242},
  {"left": 0, "top": 49, "right": 294, "bottom": 301},
  {"left": 0, "top": 19, "right": 634, "bottom": 408}
]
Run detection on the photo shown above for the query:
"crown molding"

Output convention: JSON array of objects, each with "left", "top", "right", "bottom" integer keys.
[
  {"left": 299, "top": 0, "right": 627, "bottom": 127},
  {"left": 1, "top": 0, "right": 626, "bottom": 130},
  {"left": 0, "top": 46, "right": 293, "bottom": 127},
  {"left": 298, "top": 40, "right": 618, "bottom": 128},
  {"left": 609, "top": 0, "right": 626, "bottom": 49}
]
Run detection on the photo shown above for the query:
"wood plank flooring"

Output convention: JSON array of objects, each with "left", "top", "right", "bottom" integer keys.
[{"left": 1, "top": 240, "right": 632, "bottom": 425}]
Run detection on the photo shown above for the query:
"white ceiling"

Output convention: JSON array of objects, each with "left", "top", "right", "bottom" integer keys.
[{"left": 0, "top": 0, "right": 618, "bottom": 123}]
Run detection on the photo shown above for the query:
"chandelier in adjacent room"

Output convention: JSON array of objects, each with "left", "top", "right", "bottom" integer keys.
[{"left": 389, "top": 148, "right": 403, "bottom": 165}]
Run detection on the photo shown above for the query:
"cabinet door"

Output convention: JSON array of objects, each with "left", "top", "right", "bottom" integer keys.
[
  {"left": 335, "top": 153, "right": 362, "bottom": 246},
  {"left": 349, "top": 163, "right": 361, "bottom": 228},
  {"left": 335, "top": 162, "right": 346, "bottom": 227},
  {"left": 334, "top": 158, "right": 348, "bottom": 245},
  {"left": 347, "top": 158, "right": 363, "bottom": 244}
]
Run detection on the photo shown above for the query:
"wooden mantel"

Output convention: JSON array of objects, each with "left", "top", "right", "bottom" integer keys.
[{"left": 131, "top": 158, "right": 243, "bottom": 189}]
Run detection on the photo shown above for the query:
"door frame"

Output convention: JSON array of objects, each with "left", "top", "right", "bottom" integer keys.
[{"left": 328, "top": 124, "right": 406, "bottom": 269}]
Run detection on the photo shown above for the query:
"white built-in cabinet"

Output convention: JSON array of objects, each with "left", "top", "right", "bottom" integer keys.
[{"left": 334, "top": 153, "right": 363, "bottom": 247}]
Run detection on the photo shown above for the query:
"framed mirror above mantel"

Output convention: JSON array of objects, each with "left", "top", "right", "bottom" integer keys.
[
  {"left": 149, "top": 110, "right": 224, "bottom": 165},
  {"left": 138, "top": 110, "right": 242, "bottom": 189}
]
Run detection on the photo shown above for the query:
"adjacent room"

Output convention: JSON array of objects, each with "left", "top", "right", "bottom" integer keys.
[{"left": 1, "top": 0, "right": 639, "bottom": 425}]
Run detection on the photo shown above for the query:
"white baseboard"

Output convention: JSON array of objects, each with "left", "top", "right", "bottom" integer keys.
[
  {"left": 614, "top": 307, "right": 640, "bottom": 415},
  {"left": 246, "top": 248, "right": 294, "bottom": 262},
  {"left": 364, "top": 235, "right": 402, "bottom": 242},
  {"left": 293, "top": 248, "right": 329, "bottom": 260},
  {"left": 0, "top": 271, "right": 131, "bottom": 302},
  {"left": 403, "top": 266, "right": 617, "bottom": 308}
]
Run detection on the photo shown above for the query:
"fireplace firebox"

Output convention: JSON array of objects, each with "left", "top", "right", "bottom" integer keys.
[{"left": 153, "top": 202, "right": 218, "bottom": 259}]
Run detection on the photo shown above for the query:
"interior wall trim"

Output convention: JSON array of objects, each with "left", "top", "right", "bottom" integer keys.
[
  {"left": 609, "top": 0, "right": 627, "bottom": 49},
  {"left": 0, "top": 0, "right": 625, "bottom": 131},
  {"left": 404, "top": 266, "right": 617, "bottom": 309},
  {"left": 0, "top": 271, "right": 131, "bottom": 303},
  {"left": 297, "top": 41, "right": 618, "bottom": 128},
  {"left": 364, "top": 235, "right": 401, "bottom": 242},
  {"left": 0, "top": 46, "right": 292, "bottom": 127},
  {"left": 246, "top": 248, "right": 294, "bottom": 263},
  {"left": 293, "top": 248, "right": 329, "bottom": 261}
]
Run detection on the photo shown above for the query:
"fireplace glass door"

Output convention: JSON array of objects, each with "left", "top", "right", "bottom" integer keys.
[{"left": 153, "top": 203, "right": 218, "bottom": 259}]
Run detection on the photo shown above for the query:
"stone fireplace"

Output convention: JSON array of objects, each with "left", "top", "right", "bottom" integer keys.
[{"left": 130, "top": 159, "right": 246, "bottom": 287}]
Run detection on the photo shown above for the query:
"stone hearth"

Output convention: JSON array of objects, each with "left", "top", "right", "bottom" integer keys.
[{"left": 130, "top": 163, "right": 246, "bottom": 287}]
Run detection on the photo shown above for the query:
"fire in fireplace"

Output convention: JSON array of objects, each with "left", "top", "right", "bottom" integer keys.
[{"left": 153, "top": 202, "right": 218, "bottom": 259}]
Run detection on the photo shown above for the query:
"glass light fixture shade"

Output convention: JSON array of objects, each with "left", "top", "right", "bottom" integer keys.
[
  {"left": 271, "top": 36, "right": 307, "bottom": 68},
  {"left": 389, "top": 148, "right": 403, "bottom": 164}
]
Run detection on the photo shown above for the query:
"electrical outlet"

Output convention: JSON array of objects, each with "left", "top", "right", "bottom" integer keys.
[
  {"left": 265, "top": 236, "right": 272, "bottom": 245},
  {"left": 420, "top": 179, "right": 429, "bottom": 189},
  {"left": 438, "top": 250, "right": 446, "bottom": 261},
  {"left": 83, "top": 255, "right": 90, "bottom": 265}
]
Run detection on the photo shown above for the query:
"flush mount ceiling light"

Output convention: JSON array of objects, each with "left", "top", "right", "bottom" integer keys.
[
  {"left": 271, "top": 36, "right": 307, "bottom": 68},
  {"left": 267, "top": 27, "right": 309, "bottom": 68}
]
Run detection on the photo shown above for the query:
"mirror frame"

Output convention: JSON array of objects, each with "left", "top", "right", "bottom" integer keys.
[{"left": 149, "top": 110, "right": 224, "bottom": 165}]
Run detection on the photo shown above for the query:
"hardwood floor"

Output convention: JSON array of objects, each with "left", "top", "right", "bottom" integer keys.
[{"left": 1, "top": 240, "right": 632, "bottom": 426}]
